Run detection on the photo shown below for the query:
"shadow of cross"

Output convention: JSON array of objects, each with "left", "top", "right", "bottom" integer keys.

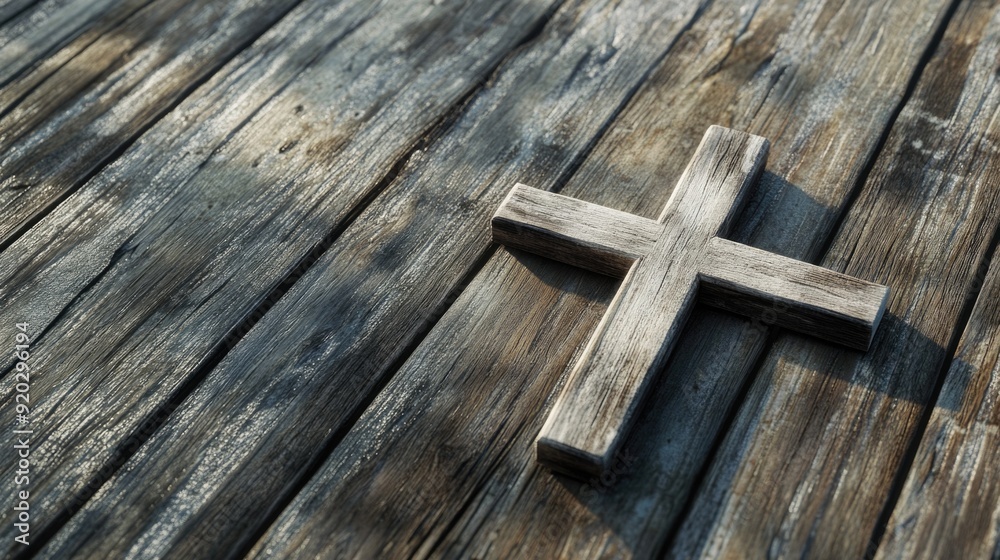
[{"left": 491, "top": 125, "right": 890, "bottom": 480}]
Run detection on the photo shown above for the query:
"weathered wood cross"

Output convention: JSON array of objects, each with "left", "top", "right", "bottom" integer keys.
[{"left": 491, "top": 126, "right": 889, "bottom": 479}]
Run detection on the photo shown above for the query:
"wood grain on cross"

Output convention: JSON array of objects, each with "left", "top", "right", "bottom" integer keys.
[{"left": 492, "top": 126, "right": 890, "bottom": 479}]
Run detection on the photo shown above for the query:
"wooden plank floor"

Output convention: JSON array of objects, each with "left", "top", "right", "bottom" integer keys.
[{"left": 1, "top": 0, "right": 998, "bottom": 558}]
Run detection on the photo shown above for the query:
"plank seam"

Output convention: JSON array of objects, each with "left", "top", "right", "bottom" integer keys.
[
  {"left": 225, "top": 246, "right": 503, "bottom": 560},
  {"left": 0, "top": 0, "right": 154, "bottom": 115},
  {"left": 0, "top": 0, "right": 156, "bottom": 93},
  {"left": 0, "top": 2, "right": 178, "bottom": 158},
  {"left": 654, "top": 328, "right": 782, "bottom": 559},
  {"left": 304, "top": 0, "right": 726, "bottom": 551},
  {"left": 547, "top": 0, "right": 714, "bottom": 196},
  {"left": 21, "top": 1, "right": 571, "bottom": 553},
  {"left": 5, "top": 1, "right": 341, "bottom": 555},
  {"left": 812, "top": 0, "right": 964, "bottom": 266},
  {"left": 272, "top": 0, "right": 726, "bottom": 553},
  {"left": 113, "top": 7, "right": 575, "bottom": 558},
  {"left": 219, "top": 6, "right": 670, "bottom": 556}
]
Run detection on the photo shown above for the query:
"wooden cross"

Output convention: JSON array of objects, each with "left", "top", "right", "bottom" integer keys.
[{"left": 491, "top": 126, "right": 889, "bottom": 479}]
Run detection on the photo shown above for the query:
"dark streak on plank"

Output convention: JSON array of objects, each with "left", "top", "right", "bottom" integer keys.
[
  {"left": 0, "top": 1, "right": 38, "bottom": 30},
  {"left": 1, "top": 0, "right": 566, "bottom": 555},
  {"left": 875, "top": 252, "right": 1000, "bottom": 560}
]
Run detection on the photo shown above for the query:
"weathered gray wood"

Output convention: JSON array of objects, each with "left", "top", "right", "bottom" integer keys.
[
  {"left": 669, "top": 0, "right": 1000, "bottom": 557},
  {"left": 874, "top": 253, "right": 1000, "bottom": 560},
  {"left": 235, "top": 0, "right": 955, "bottom": 558},
  {"left": 492, "top": 183, "right": 661, "bottom": 277},
  {"left": 229, "top": 2, "right": 960, "bottom": 558},
  {"left": 0, "top": 0, "right": 305, "bottom": 249},
  {"left": 33, "top": 0, "right": 719, "bottom": 557},
  {"left": 420, "top": 0, "right": 956, "bottom": 555},
  {"left": 873, "top": 40, "right": 1000, "bottom": 553},
  {"left": 1, "top": 0, "right": 568, "bottom": 554},
  {"left": 701, "top": 237, "right": 889, "bottom": 350},
  {"left": 508, "top": 126, "right": 886, "bottom": 478},
  {"left": 517, "top": 126, "right": 887, "bottom": 478}
]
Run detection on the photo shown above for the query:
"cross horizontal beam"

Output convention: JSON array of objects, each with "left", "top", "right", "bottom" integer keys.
[{"left": 493, "top": 185, "right": 888, "bottom": 349}]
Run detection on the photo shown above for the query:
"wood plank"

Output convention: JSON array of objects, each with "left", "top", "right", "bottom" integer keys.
[
  {"left": 701, "top": 237, "right": 889, "bottom": 350},
  {"left": 240, "top": 0, "right": 957, "bottom": 558},
  {"left": 669, "top": 0, "right": 1000, "bottom": 556},
  {"left": 874, "top": 225, "right": 1000, "bottom": 553},
  {"left": 500, "top": 150, "right": 888, "bottom": 478},
  {"left": 876, "top": 256, "right": 1000, "bottom": 558},
  {"left": 0, "top": 0, "right": 566, "bottom": 554},
  {"left": 0, "top": 0, "right": 307, "bottom": 249},
  {"left": 494, "top": 184, "right": 888, "bottom": 354},
  {"left": 35, "top": 0, "right": 718, "bottom": 557}
]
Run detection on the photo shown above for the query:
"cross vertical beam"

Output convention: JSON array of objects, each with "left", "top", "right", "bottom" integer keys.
[{"left": 491, "top": 126, "right": 889, "bottom": 479}]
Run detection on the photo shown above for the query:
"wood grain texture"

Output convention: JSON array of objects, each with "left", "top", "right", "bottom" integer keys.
[
  {"left": 248, "top": 0, "right": 955, "bottom": 558},
  {"left": 227, "top": 0, "right": 955, "bottom": 558},
  {"left": 669, "top": 0, "right": 1000, "bottom": 557},
  {"left": 2, "top": 0, "right": 567, "bottom": 555},
  {"left": 701, "top": 237, "right": 889, "bottom": 350},
  {"left": 492, "top": 183, "right": 661, "bottom": 277},
  {"left": 0, "top": 0, "right": 306, "bottom": 249},
  {"left": 875, "top": 255, "right": 1000, "bottom": 560},
  {"left": 37, "top": 0, "right": 714, "bottom": 557},
  {"left": 873, "top": 26, "right": 1000, "bottom": 550}
]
